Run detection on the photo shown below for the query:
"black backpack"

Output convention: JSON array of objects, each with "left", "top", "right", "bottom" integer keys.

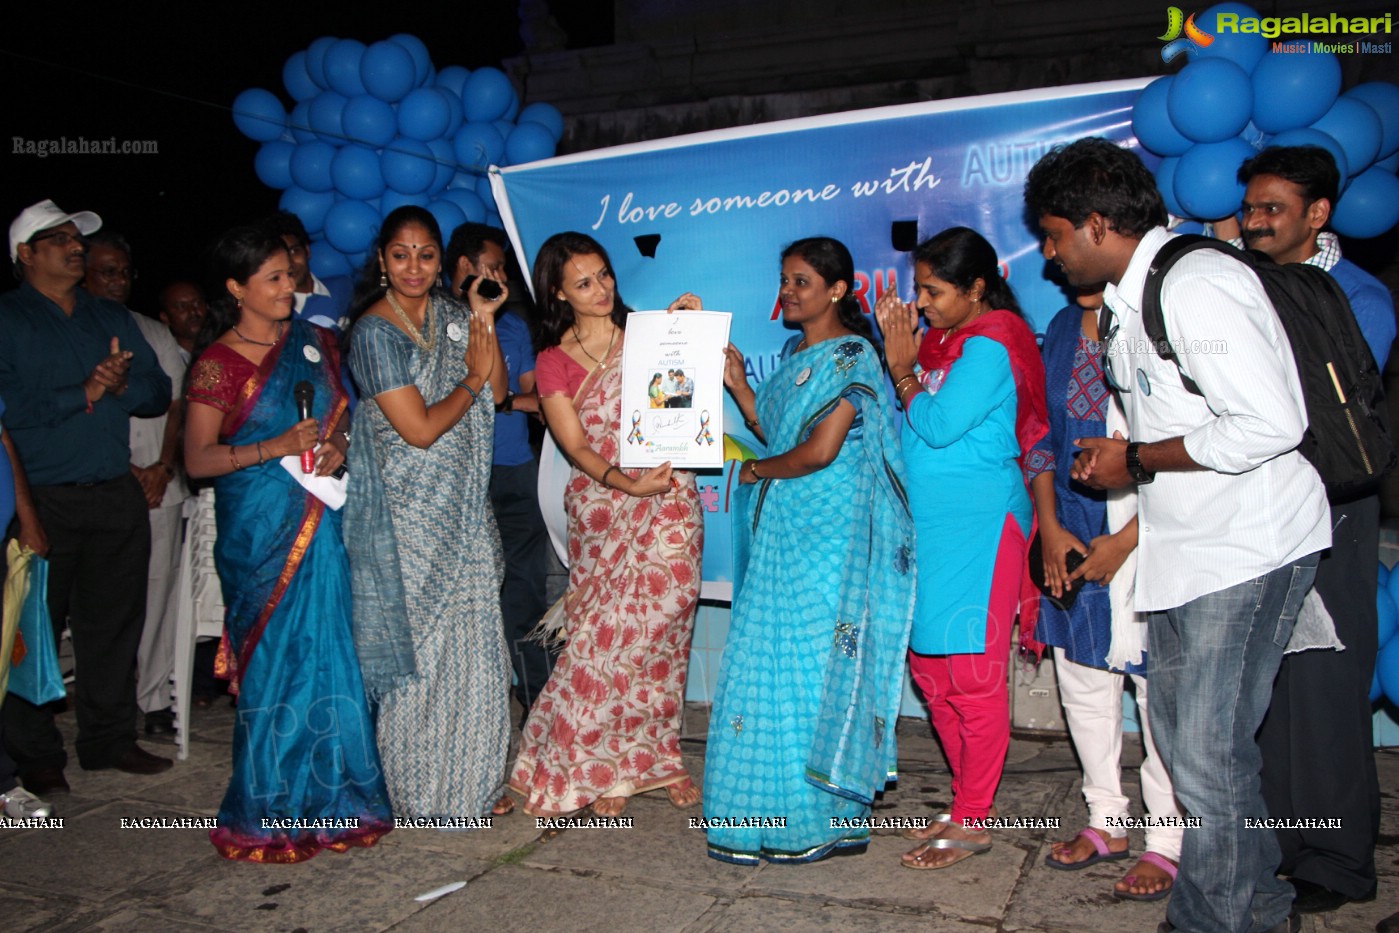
[{"left": 1141, "top": 234, "right": 1395, "bottom": 501}]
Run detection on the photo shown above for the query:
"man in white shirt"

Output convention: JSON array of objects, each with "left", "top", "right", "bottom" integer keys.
[{"left": 1025, "top": 137, "right": 1330, "bottom": 933}]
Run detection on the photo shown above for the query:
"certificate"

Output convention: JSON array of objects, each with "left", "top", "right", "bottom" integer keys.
[{"left": 619, "top": 310, "right": 731, "bottom": 469}]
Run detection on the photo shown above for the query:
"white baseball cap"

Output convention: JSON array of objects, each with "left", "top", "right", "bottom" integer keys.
[{"left": 9, "top": 199, "right": 102, "bottom": 261}]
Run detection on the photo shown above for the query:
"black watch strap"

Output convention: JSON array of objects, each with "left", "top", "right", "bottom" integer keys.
[{"left": 1126, "top": 441, "right": 1154, "bottom": 485}]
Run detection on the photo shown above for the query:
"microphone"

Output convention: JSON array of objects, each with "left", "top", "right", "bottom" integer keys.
[{"left": 293, "top": 381, "right": 315, "bottom": 474}]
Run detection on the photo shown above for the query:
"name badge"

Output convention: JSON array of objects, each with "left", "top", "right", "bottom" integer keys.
[
  {"left": 303, "top": 345, "right": 322, "bottom": 364},
  {"left": 447, "top": 322, "right": 464, "bottom": 342}
]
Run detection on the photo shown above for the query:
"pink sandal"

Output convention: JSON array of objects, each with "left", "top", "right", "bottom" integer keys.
[
  {"left": 1113, "top": 851, "right": 1178, "bottom": 901},
  {"left": 1043, "top": 827, "right": 1131, "bottom": 870}
]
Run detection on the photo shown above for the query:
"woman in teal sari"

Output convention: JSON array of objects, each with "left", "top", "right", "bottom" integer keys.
[
  {"left": 705, "top": 237, "right": 915, "bottom": 864},
  {"left": 186, "top": 223, "right": 392, "bottom": 862}
]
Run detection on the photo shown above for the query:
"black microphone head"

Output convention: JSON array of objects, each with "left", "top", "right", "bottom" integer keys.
[{"left": 293, "top": 381, "right": 315, "bottom": 405}]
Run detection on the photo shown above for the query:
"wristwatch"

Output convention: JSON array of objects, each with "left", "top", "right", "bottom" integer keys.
[
  {"left": 1125, "top": 442, "right": 1154, "bottom": 485},
  {"left": 495, "top": 391, "right": 515, "bottom": 414}
]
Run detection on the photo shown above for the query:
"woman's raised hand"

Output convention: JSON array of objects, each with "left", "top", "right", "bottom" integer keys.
[
  {"left": 874, "top": 291, "right": 921, "bottom": 374},
  {"left": 722, "top": 343, "right": 750, "bottom": 393},
  {"left": 667, "top": 292, "right": 702, "bottom": 312},
  {"left": 464, "top": 300, "right": 499, "bottom": 382},
  {"left": 466, "top": 271, "right": 509, "bottom": 317}
]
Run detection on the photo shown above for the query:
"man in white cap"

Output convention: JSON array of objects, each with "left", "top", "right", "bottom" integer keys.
[{"left": 0, "top": 199, "right": 173, "bottom": 795}]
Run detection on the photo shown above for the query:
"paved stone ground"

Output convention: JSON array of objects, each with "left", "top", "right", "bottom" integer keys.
[{"left": 2, "top": 701, "right": 1395, "bottom": 933}]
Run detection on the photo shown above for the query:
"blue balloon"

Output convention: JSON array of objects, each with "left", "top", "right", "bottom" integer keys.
[
  {"left": 463, "top": 67, "right": 516, "bottom": 123},
  {"left": 440, "top": 188, "right": 487, "bottom": 223},
  {"left": 1169, "top": 58, "right": 1253, "bottom": 143},
  {"left": 427, "top": 138, "right": 455, "bottom": 195},
  {"left": 305, "top": 37, "right": 338, "bottom": 90},
  {"left": 323, "top": 199, "right": 381, "bottom": 254},
  {"left": 1380, "top": 588, "right": 1398, "bottom": 648},
  {"left": 379, "top": 189, "right": 430, "bottom": 218},
  {"left": 324, "top": 38, "right": 368, "bottom": 98},
  {"left": 308, "top": 91, "right": 348, "bottom": 145},
  {"left": 438, "top": 88, "right": 464, "bottom": 139},
  {"left": 1345, "top": 83, "right": 1399, "bottom": 161},
  {"left": 1172, "top": 220, "right": 1206, "bottom": 235},
  {"left": 341, "top": 94, "right": 397, "bottom": 148},
  {"left": 1372, "top": 669, "right": 1383, "bottom": 704},
  {"left": 254, "top": 140, "right": 296, "bottom": 190},
  {"left": 309, "top": 239, "right": 353, "bottom": 279},
  {"left": 360, "top": 40, "right": 416, "bottom": 103},
  {"left": 474, "top": 174, "right": 496, "bottom": 210},
  {"left": 453, "top": 122, "right": 505, "bottom": 170},
  {"left": 1175, "top": 137, "right": 1256, "bottom": 219},
  {"left": 502, "top": 94, "right": 521, "bottom": 122},
  {"left": 1381, "top": 561, "right": 1392, "bottom": 588},
  {"left": 505, "top": 122, "right": 556, "bottom": 165},
  {"left": 1378, "top": 636, "right": 1399, "bottom": 705},
  {"left": 436, "top": 65, "right": 471, "bottom": 100},
  {"left": 492, "top": 118, "right": 516, "bottom": 142},
  {"left": 1312, "top": 97, "right": 1383, "bottom": 176},
  {"left": 1251, "top": 49, "right": 1340, "bottom": 133},
  {"left": 331, "top": 144, "right": 386, "bottom": 200},
  {"left": 1386, "top": 557, "right": 1399, "bottom": 609},
  {"left": 381, "top": 137, "right": 436, "bottom": 194},
  {"left": 484, "top": 209, "right": 503, "bottom": 230},
  {"left": 447, "top": 171, "right": 475, "bottom": 189},
  {"left": 232, "top": 88, "right": 287, "bottom": 143},
  {"left": 389, "top": 34, "right": 434, "bottom": 87},
  {"left": 289, "top": 99, "right": 316, "bottom": 143},
  {"left": 1190, "top": 3, "right": 1269, "bottom": 73},
  {"left": 1268, "top": 128, "right": 1348, "bottom": 181},
  {"left": 283, "top": 51, "right": 319, "bottom": 102},
  {"left": 397, "top": 87, "right": 451, "bottom": 142},
  {"left": 1155, "top": 156, "right": 1187, "bottom": 217},
  {"left": 1136, "top": 77, "right": 1195, "bottom": 156},
  {"left": 427, "top": 200, "right": 468, "bottom": 240},
  {"left": 290, "top": 141, "right": 337, "bottom": 192},
  {"left": 1332, "top": 168, "right": 1399, "bottom": 239},
  {"left": 1377, "top": 152, "right": 1399, "bottom": 174},
  {"left": 518, "top": 102, "right": 565, "bottom": 142},
  {"left": 279, "top": 186, "right": 337, "bottom": 236}
]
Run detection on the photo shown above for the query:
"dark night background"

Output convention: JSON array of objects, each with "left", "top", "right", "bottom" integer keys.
[{"left": 0, "top": 2, "right": 613, "bottom": 312}]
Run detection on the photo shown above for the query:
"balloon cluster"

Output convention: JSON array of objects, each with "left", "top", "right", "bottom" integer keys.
[
  {"left": 231, "top": 34, "right": 565, "bottom": 279},
  {"left": 1375, "top": 563, "right": 1399, "bottom": 704},
  {"left": 1132, "top": 3, "right": 1399, "bottom": 238}
]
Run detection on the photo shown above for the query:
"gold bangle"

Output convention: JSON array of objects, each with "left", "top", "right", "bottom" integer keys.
[
  {"left": 255, "top": 441, "right": 265, "bottom": 465},
  {"left": 602, "top": 465, "right": 621, "bottom": 488},
  {"left": 229, "top": 446, "right": 243, "bottom": 471},
  {"left": 748, "top": 459, "right": 763, "bottom": 480},
  {"left": 894, "top": 373, "right": 919, "bottom": 392}
]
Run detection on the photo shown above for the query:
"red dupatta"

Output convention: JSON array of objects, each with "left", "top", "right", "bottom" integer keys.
[{"left": 917, "top": 308, "right": 1050, "bottom": 657}]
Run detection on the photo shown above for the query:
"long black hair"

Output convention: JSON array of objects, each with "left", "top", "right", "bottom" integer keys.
[
  {"left": 195, "top": 222, "right": 290, "bottom": 360},
  {"left": 780, "top": 236, "right": 878, "bottom": 347},
  {"left": 532, "top": 231, "right": 629, "bottom": 350},
  {"left": 912, "top": 227, "right": 1023, "bottom": 319},
  {"left": 349, "top": 205, "right": 445, "bottom": 322}
]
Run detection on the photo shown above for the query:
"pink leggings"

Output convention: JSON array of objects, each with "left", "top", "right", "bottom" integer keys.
[{"left": 908, "top": 514, "right": 1024, "bottom": 826}]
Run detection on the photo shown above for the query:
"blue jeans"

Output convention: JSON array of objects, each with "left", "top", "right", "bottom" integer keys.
[{"left": 1148, "top": 554, "right": 1318, "bottom": 933}]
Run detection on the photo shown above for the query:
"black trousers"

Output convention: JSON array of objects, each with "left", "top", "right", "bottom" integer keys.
[
  {"left": 489, "top": 460, "right": 557, "bottom": 713},
  {"left": 1258, "top": 493, "right": 1380, "bottom": 898},
  {"left": 2, "top": 474, "right": 149, "bottom": 773}
]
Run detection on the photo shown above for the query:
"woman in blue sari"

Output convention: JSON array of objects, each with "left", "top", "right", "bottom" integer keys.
[
  {"left": 705, "top": 237, "right": 915, "bottom": 864},
  {"left": 186, "top": 223, "right": 392, "bottom": 862}
]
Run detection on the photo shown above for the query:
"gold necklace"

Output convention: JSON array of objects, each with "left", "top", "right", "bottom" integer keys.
[
  {"left": 386, "top": 290, "right": 435, "bottom": 351},
  {"left": 572, "top": 324, "right": 615, "bottom": 365}
]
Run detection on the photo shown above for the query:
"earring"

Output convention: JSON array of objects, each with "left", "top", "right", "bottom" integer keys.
[
  {"left": 379, "top": 271, "right": 388, "bottom": 288},
  {"left": 831, "top": 296, "right": 839, "bottom": 304},
  {"left": 236, "top": 296, "right": 243, "bottom": 309}
]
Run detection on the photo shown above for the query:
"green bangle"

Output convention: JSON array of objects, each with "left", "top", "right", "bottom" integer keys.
[{"left": 457, "top": 378, "right": 479, "bottom": 401}]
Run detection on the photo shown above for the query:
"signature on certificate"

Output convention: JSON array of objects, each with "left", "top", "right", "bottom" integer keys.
[{"left": 649, "top": 413, "right": 688, "bottom": 432}]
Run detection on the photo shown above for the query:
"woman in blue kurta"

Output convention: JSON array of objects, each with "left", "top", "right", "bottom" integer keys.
[
  {"left": 186, "top": 223, "right": 392, "bottom": 862},
  {"left": 1029, "top": 289, "right": 1181, "bottom": 899},
  {"left": 876, "top": 227, "right": 1046, "bottom": 870},
  {"left": 706, "top": 237, "right": 915, "bottom": 864}
]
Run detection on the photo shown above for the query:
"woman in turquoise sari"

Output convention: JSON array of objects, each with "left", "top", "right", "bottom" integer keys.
[
  {"left": 705, "top": 237, "right": 915, "bottom": 864},
  {"left": 186, "top": 223, "right": 392, "bottom": 862}
]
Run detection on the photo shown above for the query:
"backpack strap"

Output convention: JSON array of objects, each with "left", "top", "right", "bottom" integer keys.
[{"left": 1139, "top": 233, "right": 1248, "bottom": 397}]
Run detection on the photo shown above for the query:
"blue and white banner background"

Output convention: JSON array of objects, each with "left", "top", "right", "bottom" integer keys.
[{"left": 493, "top": 78, "right": 1152, "bottom": 608}]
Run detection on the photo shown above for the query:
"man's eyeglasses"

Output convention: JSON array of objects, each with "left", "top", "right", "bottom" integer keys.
[{"left": 28, "top": 230, "right": 90, "bottom": 249}]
